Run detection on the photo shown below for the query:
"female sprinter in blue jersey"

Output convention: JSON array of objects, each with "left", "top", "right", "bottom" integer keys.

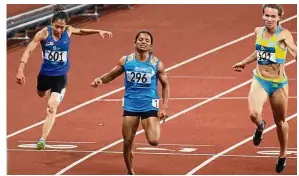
[
  {"left": 232, "top": 4, "right": 297, "bottom": 173},
  {"left": 91, "top": 31, "right": 170, "bottom": 175},
  {"left": 15, "top": 5, "right": 113, "bottom": 150}
]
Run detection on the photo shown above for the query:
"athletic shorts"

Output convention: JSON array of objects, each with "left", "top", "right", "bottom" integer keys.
[
  {"left": 123, "top": 110, "right": 158, "bottom": 119},
  {"left": 254, "top": 74, "right": 288, "bottom": 96},
  {"left": 37, "top": 73, "right": 67, "bottom": 102}
]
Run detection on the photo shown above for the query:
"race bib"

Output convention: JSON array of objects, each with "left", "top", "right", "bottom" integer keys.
[
  {"left": 126, "top": 71, "right": 152, "bottom": 84},
  {"left": 44, "top": 50, "right": 67, "bottom": 62},
  {"left": 257, "top": 50, "right": 276, "bottom": 63},
  {"left": 152, "top": 99, "right": 159, "bottom": 108}
]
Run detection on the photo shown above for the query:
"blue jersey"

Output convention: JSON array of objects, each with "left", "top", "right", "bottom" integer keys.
[
  {"left": 123, "top": 53, "right": 160, "bottom": 112},
  {"left": 40, "top": 26, "right": 70, "bottom": 76}
]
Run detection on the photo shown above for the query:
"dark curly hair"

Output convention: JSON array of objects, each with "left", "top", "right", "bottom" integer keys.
[{"left": 52, "top": 5, "right": 70, "bottom": 23}]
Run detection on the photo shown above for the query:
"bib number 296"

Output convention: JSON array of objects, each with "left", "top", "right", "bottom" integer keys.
[
  {"left": 130, "top": 72, "right": 147, "bottom": 83},
  {"left": 126, "top": 71, "right": 151, "bottom": 84}
]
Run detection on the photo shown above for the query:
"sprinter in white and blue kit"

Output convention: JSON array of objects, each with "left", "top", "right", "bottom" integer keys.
[
  {"left": 91, "top": 31, "right": 170, "bottom": 175},
  {"left": 15, "top": 5, "right": 113, "bottom": 150}
]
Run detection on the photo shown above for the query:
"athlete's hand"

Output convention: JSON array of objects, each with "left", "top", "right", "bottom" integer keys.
[
  {"left": 91, "top": 77, "right": 103, "bottom": 88},
  {"left": 15, "top": 71, "right": 26, "bottom": 85},
  {"left": 158, "top": 108, "right": 168, "bottom": 123},
  {"left": 98, "top": 30, "right": 113, "bottom": 38},
  {"left": 232, "top": 61, "right": 246, "bottom": 72}
]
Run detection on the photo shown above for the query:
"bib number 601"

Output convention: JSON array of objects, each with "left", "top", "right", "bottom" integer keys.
[{"left": 48, "top": 51, "right": 63, "bottom": 62}]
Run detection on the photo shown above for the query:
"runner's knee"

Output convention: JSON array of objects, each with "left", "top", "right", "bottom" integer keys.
[
  {"left": 47, "top": 101, "right": 58, "bottom": 115},
  {"left": 274, "top": 119, "right": 288, "bottom": 128},
  {"left": 123, "top": 137, "right": 134, "bottom": 147},
  {"left": 249, "top": 110, "right": 261, "bottom": 121}
]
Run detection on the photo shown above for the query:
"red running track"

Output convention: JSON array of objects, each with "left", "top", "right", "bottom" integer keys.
[{"left": 7, "top": 4, "right": 297, "bottom": 175}]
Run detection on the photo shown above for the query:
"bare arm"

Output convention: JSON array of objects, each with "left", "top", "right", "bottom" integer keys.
[
  {"left": 158, "top": 61, "right": 170, "bottom": 109},
  {"left": 67, "top": 25, "right": 113, "bottom": 38},
  {"left": 232, "top": 27, "right": 260, "bottom": 72},
  {"left": 18, "top": 28, "right": 47, "bottom": 72},
  {"left": 240, "top": 50, "right": 257, "bottom": 65},
  {"left": 91, "top": 57, "right": 125, "bottom": 87},
  {"left": 283, "top": 30, "right": 297, "bottom": 60},
  {"left": 15, "top": 28, "right": 47, "bottom": 85},
  {"left": 240, "top": 27, "right": 261, "bottom": 65}
]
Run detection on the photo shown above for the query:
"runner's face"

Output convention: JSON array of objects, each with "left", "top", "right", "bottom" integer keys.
[
  {"left": 262, "top": 7, "right": 280, "bottom": 29},
  {"left": 135, "top": 33, "right": 152, "bottom": 51},
  {"left": 52, "top": 19, "right": 67, "bottom": 36}
]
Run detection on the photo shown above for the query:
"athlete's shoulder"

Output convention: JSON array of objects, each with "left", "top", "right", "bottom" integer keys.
[
  {"left": 150, "top": 54, "right": 159, "bottom": 67},
  {"left": 66, "top": 25, "right": 72, "bottom": 30},
  {"left": 65, "top": 25, "right": 73, "bottom": 33},
  {"left": 278, "top": 28, "right": 292, "bottom": 40},
  {"left": 40, "top": 27, "right": 49, "bottom": 33},
  {"left": 125, "top": 53, "right": 135, "bottom": 62},
  {"left": 279, "top": 27, "right": 291, "bottom": 35},
  {"left": 119, "top": 54, "right": 131, "bottom": 66},
  {"left": 35, "top": 27, "right": 48, "bottom": 42},
  {"left": 254, "top": 26, "right": 263, "bottom": 35}
]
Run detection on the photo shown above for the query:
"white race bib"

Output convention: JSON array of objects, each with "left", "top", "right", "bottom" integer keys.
[
  {"left": 44, "top": 50, "right": 68, "bottom": 62},
  {"left": 126, "top": 71, "right": 152, "bottom": 84},
  {"left": 257, "top": 50, "right": 276, "bottom": 63},
  {"left": 152, "top": 99, "right": 159, "bottom": 108}
]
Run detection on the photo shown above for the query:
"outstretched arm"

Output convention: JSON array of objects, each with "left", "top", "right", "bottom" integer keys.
[
  {"left": 18, "top": 28, "right": 47, "bottom": 72},
  {"left": 158, "top": 61, "right": 170, "bottom": 121},
  {"left": 241, "top": 50, "right": 258, "bottom": 65},
  {"left": 283, "top": 30, "right": 297, "bottom": 61},
  {"left": 91, "top": 56, "right": 125, "bottom": 87},
  {"left": 67, "top": 25, "right": 113, "bottom": 38},
  {"left": 240, "top": 27, "right": 261, "bottom": 65},
  {"left": 15, "top": 28, "right": 47, "bottom": 85},
  {"left": 232, "top": 27, "right": 260, "bottom": 72}
]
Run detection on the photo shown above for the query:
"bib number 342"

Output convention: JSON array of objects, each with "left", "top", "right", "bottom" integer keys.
[{"left": 257, "top": 51, "right": 273, "bottom": 61}]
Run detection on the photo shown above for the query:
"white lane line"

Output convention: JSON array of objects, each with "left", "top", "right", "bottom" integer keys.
[
  {"left": 135, "top": 143, "right": 213, "bottom": 147},
  {"left": 186, "top": 113, "right": 297, "bottom": 175},
  {"left": 6, "top": 149, "right": 297, "bottom": 159},
  {"left": 7, "top": 15, "right": 297, "bottom": 139},
  {"left": 257, "top": 147, "right": 297, "bottom": 150},
  {"left": 168, "top": 76, "right": 237, "bottom": 79},
  {"left": 18, "top": 140, "right": 97, "bottom": 144},
  {"left": 288, "top": 78, "right": 297, "bottom": 80},
  {"left": 167, "top": 76, "right": 297, "bottom": 80},
  {"left": 97, "top": 96, "right": 297, "bottom": 101}
]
